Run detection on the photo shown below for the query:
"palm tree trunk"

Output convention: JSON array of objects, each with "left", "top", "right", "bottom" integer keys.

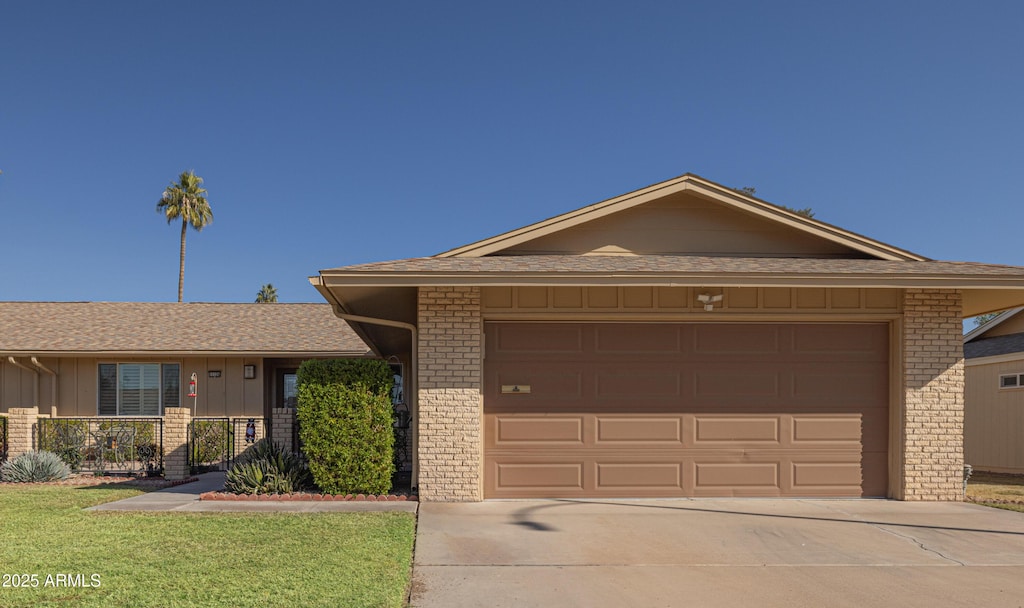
[{"left": 178, "top": 218, "right": 187, "bottom": 302}]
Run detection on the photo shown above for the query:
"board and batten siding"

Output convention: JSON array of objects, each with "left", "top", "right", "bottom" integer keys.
[
  {"left": 965, "top": 359, "right": 1024, "bottom": 473},
  {"left": 0, "top": 356, "right": 265, "bottom": 417}
]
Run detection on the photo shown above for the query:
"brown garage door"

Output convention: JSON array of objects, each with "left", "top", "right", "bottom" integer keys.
[{"left": 484, "top": 322, "right": 889, "bottom": 499}]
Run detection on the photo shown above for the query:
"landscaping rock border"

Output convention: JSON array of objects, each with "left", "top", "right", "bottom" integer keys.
[{"left": 200, "top": 491, "right": 418, "bottom": 502}]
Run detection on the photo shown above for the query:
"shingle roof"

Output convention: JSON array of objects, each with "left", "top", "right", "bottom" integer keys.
[
  {"left": 964, "top": 332, "right": 1024, "bottom": 359},
  {"left": 0, "top": 302, "right": 369, "bottom": 355},
  {"left": 319, "top": 255, "right": 1024, "bottom": 285}
]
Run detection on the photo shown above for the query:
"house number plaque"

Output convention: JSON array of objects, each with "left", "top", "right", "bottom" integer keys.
[{"left": 501, "top": 385, "right": 531, "bottom": 394}]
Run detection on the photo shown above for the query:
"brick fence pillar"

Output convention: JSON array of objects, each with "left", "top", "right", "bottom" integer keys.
[
  {"left": 417, "top": 286, "right": 483, "bottom": 502},
  {"left": 901, "top": 289, "right": 964, "bottom": 500},
  {"left": 271, "top": 408, "right": 295, "bottom": 454},
  {"left": 6, "top": 407, "right": 40, "bottom": 460},
  {"left": 163, "top": 407, "right": 191, "bottom": 480}
]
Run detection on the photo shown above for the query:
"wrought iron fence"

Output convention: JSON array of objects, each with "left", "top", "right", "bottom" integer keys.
[
  {"left": 0, "top": 416, "right": 8, "bottom": 463},
  {"left": 189, "top": 417, "right": 268, "bottom": 473},
  {"left": 37, "top": 417, "right": 163, "bottom": 476}
]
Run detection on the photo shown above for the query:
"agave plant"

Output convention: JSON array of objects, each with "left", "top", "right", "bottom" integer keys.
[
  {"left": 225, "top": 440, "right": 310, "bottom": 495},
  {"left": 1, "top": 451, "right": 71, "bottom": 483}
]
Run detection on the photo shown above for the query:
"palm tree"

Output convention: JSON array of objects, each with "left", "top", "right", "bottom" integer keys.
[
  {"left": 156, "top": 170, "right": 213, "bottom": 302},
  {"left": 255, "top": 283, "right": 278, "bottom": 303}
]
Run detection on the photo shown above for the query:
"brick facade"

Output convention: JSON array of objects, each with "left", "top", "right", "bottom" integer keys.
[
  {"left": 417, "top": 287, "right": 483, "bottom": 501},
  {"left": 901, "top": 289, "right": 965, "bottom": 500}
]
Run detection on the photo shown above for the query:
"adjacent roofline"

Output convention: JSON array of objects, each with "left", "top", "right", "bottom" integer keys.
[
  {"left": 964, "top": 352, "right": 1024, "bottom": 366},
  {"left": 0, "top": 350, "right": 371, "bottom": 358},
  {"left": 963, "top": 307, "right": 1024, "bottom": 343},
  {"left": 436, "top": 174, "right": 927, "bottom": 262}
]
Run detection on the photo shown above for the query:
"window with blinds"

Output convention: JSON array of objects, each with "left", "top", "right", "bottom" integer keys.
[{"left": 97, "top": 363, "right": 180, "bottom": 415}]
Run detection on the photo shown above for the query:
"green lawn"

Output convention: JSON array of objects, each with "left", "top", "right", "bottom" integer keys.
[{"left": 0, "top": 485, "right": 415, "bottom": 607}]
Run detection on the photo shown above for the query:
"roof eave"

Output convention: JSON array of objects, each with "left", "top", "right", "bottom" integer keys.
[{"left": 318, "top": 271, "right": 1024, "bottom": 290}]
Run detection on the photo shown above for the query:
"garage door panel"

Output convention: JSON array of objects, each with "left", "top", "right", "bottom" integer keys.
[
  {"left": 595, "top": 416, "right": 683, "bottom": 443},
  {"left": 694, "top": 462, "right": 780, "bottom": 489},
  {"left": 792, "top": 324, "right": 888, "bottom": 356},
  {"left": 693, "top": 416, "right": 780, "bottom": 443},
  {"left": 492, "top": 323, "right": 584, "bottom": 354},
  {"left": 491, "top": 367, "right": 584, "bottom": 404},
  {"left": 492, "top": 416, "right": 584, "bottom": 445},
  {"left": 791, "top": 415, "right": 862, "bottom": 443},
  {"left": 595, "top": 368, "right": 682, "bottom": 399},
  {"left": 791, "top": 461, "right": 864, "bottom": 488},
  {"left": 693, "top": 324, "right": 781, "bottom": 354},
  {"left": 494, "top": 462, "right": 584, "bottom": 490},
  {"left": 594, "top": 324, "right": 683, "bottom": 354},
  {"left": 693, "top": 371, "right": 780, "bottom": 399},
  {"left": 484, "top": 322, "right": 889, "bottom": 499},
  {"left": 596, "top": 463, "right": 682, "bottom": 489},
  {"left": 791, "top": 368, "right": 887, "bottom": 404}
]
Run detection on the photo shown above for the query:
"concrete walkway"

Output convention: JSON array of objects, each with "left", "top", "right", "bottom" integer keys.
[
  {"left": 88, "top": 472, "right": 417, "bottom": 513},
  {"left": 411, "top": 498, "right": 1024, "bottom": 608}
]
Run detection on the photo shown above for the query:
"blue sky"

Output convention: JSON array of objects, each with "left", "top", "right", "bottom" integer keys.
[{"left": 2, "top": 1, "right": 1022, "bottom": 305}]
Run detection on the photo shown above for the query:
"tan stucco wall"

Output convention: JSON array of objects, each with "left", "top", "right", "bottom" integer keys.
[
  {"left": 0, "top": 356, "right": 266, "bottom": 417},
  {"left": 416, "top": 286, "right": 483, "bottom": 501},
  {"left": 899, "top": 289, "right": 965, "bottom": 500},
  {"left": 965, "top": 359, "right": 1024, "bottom": 473}
]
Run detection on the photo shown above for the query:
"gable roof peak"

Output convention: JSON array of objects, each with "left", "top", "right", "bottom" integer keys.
[{"left": 436, "top": 173, "right": 927, "bottom": 262}]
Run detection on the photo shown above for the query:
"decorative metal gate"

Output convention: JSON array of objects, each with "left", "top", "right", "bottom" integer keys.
[
  {"left": 36, "top": 418, "right": 164, "bottom": 476},
  {"left": 189, "top": 417, "right": 267, "bottom": 473},
  {"left": 188, "top": 418, "right": 232, "bottom": 473}
]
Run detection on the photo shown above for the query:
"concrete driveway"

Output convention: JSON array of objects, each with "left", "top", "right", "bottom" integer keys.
[{"left": 411, "top": 499, "right": 1024, "bottom": 607}]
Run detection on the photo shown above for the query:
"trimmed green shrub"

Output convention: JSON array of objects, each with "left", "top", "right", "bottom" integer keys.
[
  {"left": 1, "top": 450, "right": 71, "bottom": 482},
  {"left": 225, "top": 441, "right": 311, "bottom": 495},
  {"left": 296, "top": 359, "right": 392, "bottom": 394},
  {"left": 297, "top": 383, "right": 394, "bottom": 495}
]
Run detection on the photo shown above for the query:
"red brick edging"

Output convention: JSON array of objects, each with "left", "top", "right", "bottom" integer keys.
[{"left": 200, "top": 491, "right": 418, "bottom": 502}]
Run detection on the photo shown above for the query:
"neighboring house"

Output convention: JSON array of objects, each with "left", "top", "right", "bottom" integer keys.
[
  {"left": 964, "top": 307, "right": 1024, "bottom": 474},
  {"left": 0, "top": 302, "right": 370, "bottom": 419},
  {"left": 311, "top": 173, "right": 1024, "bottom": 502}
]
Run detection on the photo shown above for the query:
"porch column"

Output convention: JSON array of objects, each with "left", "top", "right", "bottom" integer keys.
[
  {"left": 416, "top": 286, "right": 483, "bottom": 502},
  {"left": 163, "top": 407, "right": 191, "bottom": 480},
  {"left": 6, "top": 407, "right": 40, "bottom": 461},
  {"left": 900, "top": 289, "right": 965, "bottom": 500}
]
